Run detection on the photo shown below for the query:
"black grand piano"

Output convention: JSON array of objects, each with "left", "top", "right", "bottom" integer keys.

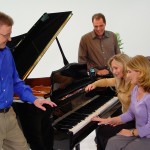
[{"left": 7, "top": 11, "right": 121, "bottom": 150}]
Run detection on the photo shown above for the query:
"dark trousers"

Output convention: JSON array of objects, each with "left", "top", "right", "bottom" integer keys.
[{"left": 96, "top": 121, "right": 135, "bottom": 150}]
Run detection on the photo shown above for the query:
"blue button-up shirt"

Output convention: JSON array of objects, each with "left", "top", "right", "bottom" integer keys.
[{"left": 0, "top": 46, "right": 36, "bottom": 109}]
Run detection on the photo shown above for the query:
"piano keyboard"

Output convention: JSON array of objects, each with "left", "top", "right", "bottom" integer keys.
[
  {"left": 53, "top": 96, "right": 118, "bottom": 135},
  {"left": 69, "top": 96, "right": 118, "bottom": 134}
]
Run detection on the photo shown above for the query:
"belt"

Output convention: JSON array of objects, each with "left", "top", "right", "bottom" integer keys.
[{"left": 0, "top": 107, "right": 10, "bottom": 113}]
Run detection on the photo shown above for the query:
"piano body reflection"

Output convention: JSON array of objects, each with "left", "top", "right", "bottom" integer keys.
[{"left": 7, "top": 11, "right": 121, "bottom": 150}]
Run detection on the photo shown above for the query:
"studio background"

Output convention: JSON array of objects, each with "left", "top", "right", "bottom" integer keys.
[{"left": 1, "top": 0, "right": 149, "bottom": 78}]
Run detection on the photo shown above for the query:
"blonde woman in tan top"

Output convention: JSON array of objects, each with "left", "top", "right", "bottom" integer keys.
[{"left": 85, "top": 53, "right": 135, "bottom": 150}]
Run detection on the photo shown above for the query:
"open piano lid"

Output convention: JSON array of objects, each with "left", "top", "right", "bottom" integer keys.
[{"left": 7, "top": 11, "right": 73, "bottom": 80}]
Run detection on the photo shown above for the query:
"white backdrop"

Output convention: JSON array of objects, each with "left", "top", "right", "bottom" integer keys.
[{"left": 1, "top": 0, "right": 150, "bottom": 78}]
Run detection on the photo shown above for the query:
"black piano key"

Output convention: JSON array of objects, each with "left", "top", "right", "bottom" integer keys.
[
  {"left": 62, "top": 117, "right": 81, "bottom": 124},
  {"left": 59, "top": 120, "right": 77, "bottom": 126},
  {"left": 58, "top": 113, "right": 87, "bottom": 127},
  {"left": 65, "top": 112, "right": 87, "bottom": 120},
  {"left": 55, "top": 123, "right": 73, "bottom": 129}
]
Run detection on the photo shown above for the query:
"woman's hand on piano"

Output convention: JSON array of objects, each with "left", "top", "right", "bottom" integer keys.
[
  {"left": 91, "top": 116, "right": 110, "bottom": 125},
  {"left": 91, "top": 116, "right": 122, "bottom": 126},
  {"left": 85, "top": 84, "right": 96, "bottom": 92},
  {"left": 33, "top": 99, "right": 57, "bottom": 111}
]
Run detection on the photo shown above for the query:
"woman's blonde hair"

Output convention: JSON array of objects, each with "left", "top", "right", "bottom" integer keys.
[
  {"left": 108, "top": 53, "right": 131, "bottom": 93},
  {"left": 127, "top": 55, "right": 150, "bottom": 92}
]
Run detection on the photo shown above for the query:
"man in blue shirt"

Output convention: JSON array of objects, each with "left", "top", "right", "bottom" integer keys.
[{"left": 0, "top": 11, "right": 57, "bottom": 150}]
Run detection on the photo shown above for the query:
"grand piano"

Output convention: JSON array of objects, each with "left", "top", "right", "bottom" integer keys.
[{"left": 7, "top": 11, "right": 121, "bottom": 150}]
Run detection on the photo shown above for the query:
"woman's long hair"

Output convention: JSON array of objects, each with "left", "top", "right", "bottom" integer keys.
[
  {"left": 127, "top": 55, "right": 150, "bottom": 92},
  {"left": 108, "top": 53, "right": 131, "bottom": 93}
]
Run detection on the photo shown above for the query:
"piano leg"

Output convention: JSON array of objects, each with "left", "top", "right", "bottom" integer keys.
[{"left": 75, "top": 144, "right": 80, "bottom": 150}]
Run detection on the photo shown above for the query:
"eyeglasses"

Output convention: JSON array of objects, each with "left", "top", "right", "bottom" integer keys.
[{"left": 0, "top": 32, "right": 11, "bottom": 39}]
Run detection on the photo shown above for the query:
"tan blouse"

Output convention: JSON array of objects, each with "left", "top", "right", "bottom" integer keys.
[{"left": 92, "top": 78, "right": 134, "bottom": 113}]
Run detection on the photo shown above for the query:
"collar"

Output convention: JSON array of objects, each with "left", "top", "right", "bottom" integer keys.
[
  {"left": 0, "top": 46, "right": 6, "bottom": 52},
  {"left": 92, "top": 30, "right": 110, "bottom": 39}
]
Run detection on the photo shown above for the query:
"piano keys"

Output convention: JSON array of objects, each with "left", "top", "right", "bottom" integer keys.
[
  {"left": 53, "top": 96, "right": 119, "bottom": 133},
  {"left": 68, "top": 96, "right": 119, "bottom": 135},
  {"left": 53, "top": 95, "right": 120, "bottom": 150}
]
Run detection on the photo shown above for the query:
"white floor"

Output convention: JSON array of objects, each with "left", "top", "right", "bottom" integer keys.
[
  {"left": 80, "top": 131, "right": 97, "bottom": 150},
  {"left": 53, "top": 130, "right": 97, "bottom": 150}
]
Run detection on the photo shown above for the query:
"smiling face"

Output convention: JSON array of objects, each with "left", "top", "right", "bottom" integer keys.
[
  {"left": 127, "top": 68, "right": 140, "bottom": 85},
  {"left": 0, "top": 24, "right": 12, "bottom": 49},
  {"left": 93, "top": 18, "right": 106, "bottom": 37},
  {"left": 111, "top": 60, "right": 124, "bottom": 79}
]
